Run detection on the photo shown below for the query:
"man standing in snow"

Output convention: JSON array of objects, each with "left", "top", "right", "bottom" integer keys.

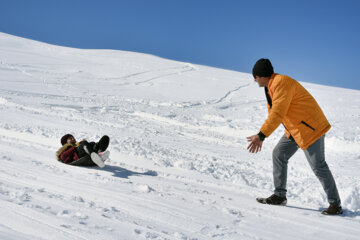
[{"left": 247, "top": 58, "right": 342, "bottom": 215}]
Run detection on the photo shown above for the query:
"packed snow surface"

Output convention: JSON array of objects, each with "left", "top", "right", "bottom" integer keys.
[{"left": 0, "top": 32, "right": 360, "bottom": 240}]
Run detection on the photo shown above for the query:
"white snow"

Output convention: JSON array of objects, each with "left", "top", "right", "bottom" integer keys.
[{"left": 0, "top": 32, "right": 360, "bottom": 240}]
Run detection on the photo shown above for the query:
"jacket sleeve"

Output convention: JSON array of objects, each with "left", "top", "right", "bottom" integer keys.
[
  {"left": 60, "top": 146, "right": 77, "bottom": 164},
  {"left": 260, "top": 78, "right": 295, "bottom": 137}
]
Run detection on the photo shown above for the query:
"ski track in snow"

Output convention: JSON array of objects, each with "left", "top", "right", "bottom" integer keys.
[{"left": 1, "top": 32, "right": 360, "bottom": 240}]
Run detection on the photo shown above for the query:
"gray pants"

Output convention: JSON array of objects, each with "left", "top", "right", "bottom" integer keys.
[{"left": 273, "top": 134, "right": 341, "bottom": 206}]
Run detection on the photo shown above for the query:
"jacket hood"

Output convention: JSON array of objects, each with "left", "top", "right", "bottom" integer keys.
[{"left": 56, "top": 143, "right": 73, "bottom": 160}]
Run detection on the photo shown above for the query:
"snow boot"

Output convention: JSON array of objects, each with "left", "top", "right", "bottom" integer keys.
[
  {"left": 98, "top": 151, "right": 110, "bottom": 162},
  {"left": 256, "top": 194, "right": 287, "bottom": 205},
  {"left": 90, "top": 152, "right": 105, "bottom": 168},
  {"left": 321, "top": 204, "right": 343, "bottom": 215},
  {"left": 94, "top": 135, "right": 110, "bottom": 153}
]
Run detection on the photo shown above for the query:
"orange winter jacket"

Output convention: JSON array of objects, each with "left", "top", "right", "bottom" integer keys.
[{"left": 260, "top": 73, "right": 331, "bottom": 150}]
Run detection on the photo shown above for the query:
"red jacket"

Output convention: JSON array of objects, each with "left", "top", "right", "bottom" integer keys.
[{"left": 56, "top": 143, "right": 79, "bottom": 164}]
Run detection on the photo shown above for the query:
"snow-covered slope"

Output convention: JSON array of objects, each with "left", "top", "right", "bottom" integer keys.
[{"left": 0, "top": 32, "right": 359, "bottom": 240}]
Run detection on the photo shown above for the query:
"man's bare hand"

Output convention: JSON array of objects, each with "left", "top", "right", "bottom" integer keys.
[{"left": 247, "top": 134, "right": 263, "bottom": 153}]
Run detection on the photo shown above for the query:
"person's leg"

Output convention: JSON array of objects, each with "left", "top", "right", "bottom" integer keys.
[
  {"left": 304, "top": 135, "right": 341, "bottom": 206},
  {"left": 77, "top": 142, "right": 96, "bottom": 157},
  {"left": 87, "top": 142, "right": 96, "bottom": 152},
  {"left": 273, "top": 134, "right": 299, "bottom": 198}
]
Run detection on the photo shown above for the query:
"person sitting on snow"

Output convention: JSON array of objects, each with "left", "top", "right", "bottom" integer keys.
[{"left": 56, "top": 134, "right": 109, "bottom": 164}]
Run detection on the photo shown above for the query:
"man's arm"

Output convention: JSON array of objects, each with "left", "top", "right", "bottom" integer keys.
[
  {"left": 247, "top": 77, "right": 295, "bottom": 153},
  {"left": 260, "top": 77, "right": 295, "bottom": 138}
]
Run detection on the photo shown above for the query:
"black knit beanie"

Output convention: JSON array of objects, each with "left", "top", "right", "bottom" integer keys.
[
  {"left": 252, "top": 58, "right": 274, "bottom": 78},
  {"left": 61, "top": 134, "right": 74, "bottom": 145}
]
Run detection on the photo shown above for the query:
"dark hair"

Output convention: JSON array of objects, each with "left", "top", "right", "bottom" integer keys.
[{"left": 61, "top": 134, "right": 74, "bottom": 145}]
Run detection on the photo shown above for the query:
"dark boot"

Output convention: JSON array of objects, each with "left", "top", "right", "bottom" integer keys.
[
  {"left": 257, "top": 194, "right": 287, "bottom": 205},
  {"left": 321, "top": 204, "right": 343, "bottom": 215},
  {"left": 94, "top": 135, "right": 110, "bottom": 153}
]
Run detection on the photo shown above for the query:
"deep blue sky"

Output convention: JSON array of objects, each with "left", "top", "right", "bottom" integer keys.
[{"left": 1, "top": 0, "right": 360, "bottom": 90}]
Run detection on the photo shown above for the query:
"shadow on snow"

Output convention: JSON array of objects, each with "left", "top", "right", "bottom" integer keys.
[
  {"left": 287, "top": 205, "right": 360, "bottom": 217},
  {"left": 97, "top": 165, "right": 158, "bottom": 179}
]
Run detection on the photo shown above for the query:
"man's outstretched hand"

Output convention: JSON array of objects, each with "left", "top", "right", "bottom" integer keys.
[{"left": 247, "top": 134, "right": 263, "bottom": 153}]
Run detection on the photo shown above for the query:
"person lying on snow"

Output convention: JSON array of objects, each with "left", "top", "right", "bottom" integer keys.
[{"left": 56, "top": 134, "right": 109, "bottom": 164}]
